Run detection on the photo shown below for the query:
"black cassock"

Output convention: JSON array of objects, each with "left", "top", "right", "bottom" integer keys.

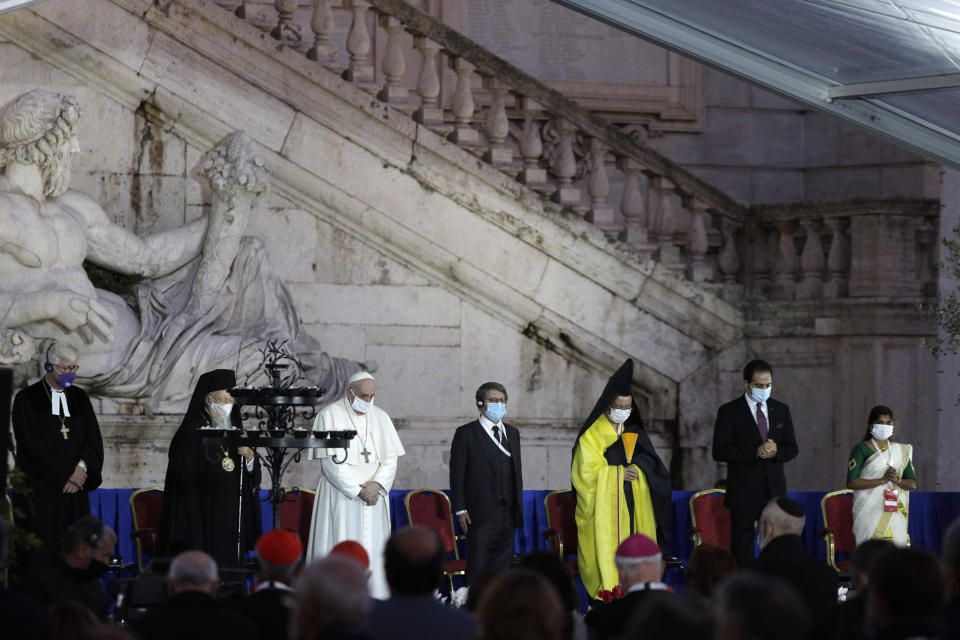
[
  {"left": 12, "top": 380, "right": 104, "bottom": 558},
  {"left": 157, "top": 369, "right": 261, "bottom": 568}
]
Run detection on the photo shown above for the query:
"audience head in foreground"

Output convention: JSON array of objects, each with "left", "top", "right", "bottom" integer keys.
[
  {"left": 383, "top": 525, "right": 445, "bottom": 595},
  {"left": 62, "top": 516, "right": 116, "bottom": 572},
  {"left": 686, "top": 543, "right": 737, "bottom": 601},
  {"left": 477, "top": 569, "right": 564, "bottom": 640},
  {"left": 715, "top": 572, "right": 810, "bottom": 640},
  {"left": 293, "top": 555, "right": 371, "bottom": 640},
  {"left": 614, "top": 533, "right": 665, "bottom": 589},
  {"left": 255, "top": 528, "right": 303, "bottom": 585},
  {"left": 627, "top": 594, "right": 714, "bottom": 640},
  {"left": 330, "top": 540, "right": 370, "bottom": 569},
  {"left": 167, "top": 550, "right": 219, "bottom": 596},
  {"left": 757, "top": 497, "right": 805, "bottom": 549},
  {"left": 943, "top": 517, "right": 960, "bottom": 598},
  {"left": 868, "top": 546, "right": 943, "bottom": 638}
]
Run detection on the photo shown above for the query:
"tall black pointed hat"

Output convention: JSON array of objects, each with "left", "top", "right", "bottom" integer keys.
[{"left": 575, "top": 358, "right": 637, "bottom": 444}]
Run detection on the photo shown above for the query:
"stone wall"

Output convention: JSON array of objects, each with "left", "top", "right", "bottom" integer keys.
[{"left": 1, "top": 0, "right": 951, "bottom": 497}]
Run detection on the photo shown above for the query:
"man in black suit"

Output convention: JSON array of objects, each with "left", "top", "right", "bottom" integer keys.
[
  {"left": 712, "top": 359, "right": 798, "bottom": 565},
  {"left": 746, "top": 498, "right": 838, "bottom": 640},
  {"left": 369, "top": 526, "right": 476, "bottom": 640},
  {"left": 130, "top": 550, "right": 256, "bottom": 640},
  {"left": 449, "top": 381, "right": 523, "bottom": 583},
  {"left": 584, "top": 533, "right": 672, "bottom": 640}
]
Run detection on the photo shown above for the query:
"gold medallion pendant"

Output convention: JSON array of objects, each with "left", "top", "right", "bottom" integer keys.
[{"left": 221, "top": 456, "right": 236, "bottom": 472}]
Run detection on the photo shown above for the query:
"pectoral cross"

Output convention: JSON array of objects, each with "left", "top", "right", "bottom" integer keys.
[
  {"left": 361, "top": 446, "right": 371, "bottom": 463},
  {"left": 60, "top": 421, "right": 70, "bottom": 440}
]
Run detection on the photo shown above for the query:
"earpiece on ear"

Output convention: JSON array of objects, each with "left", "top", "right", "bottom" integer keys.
[{"left": 43, "top": 342, "right": 54, "bottom": 372}]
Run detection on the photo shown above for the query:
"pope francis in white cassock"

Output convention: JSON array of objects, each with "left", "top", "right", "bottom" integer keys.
[{"left": 305, "top": 370, "right": 405, "bottom": 599}]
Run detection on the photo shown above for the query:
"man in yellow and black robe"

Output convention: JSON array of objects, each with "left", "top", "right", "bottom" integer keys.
[{"left": 571, "top": 359, "right": 672, "bottom": 601}]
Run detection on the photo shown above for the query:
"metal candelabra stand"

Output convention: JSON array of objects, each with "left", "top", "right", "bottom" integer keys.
[{"left": 201, "top": 341, "right": 356, "bottom": 529}]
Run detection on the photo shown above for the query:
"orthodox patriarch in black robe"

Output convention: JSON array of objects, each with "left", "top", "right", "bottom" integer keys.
[
  {"left": 157, "top": 369, "right": 261, "bottom": 567},
  {"left": 12, "top": 380, "right": 104, "bottom": 558},
  {"left": 571, "top": 358, "right": 671, "bottom": 599}
]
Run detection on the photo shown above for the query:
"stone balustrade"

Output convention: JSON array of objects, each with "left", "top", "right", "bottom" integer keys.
[
  {"left": 218, "top": 0, "right": 746, "bottom": 286},
  {"left": 726, "top": 200, "right": 939, "bottom": 302},
  {"left": 218, "top": 2, "right": 938, "bottom": 304}
]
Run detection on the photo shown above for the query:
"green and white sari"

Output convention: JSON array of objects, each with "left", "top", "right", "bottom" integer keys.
[{"left": 847, "top": 440, "right": 915, "bottom": 547}]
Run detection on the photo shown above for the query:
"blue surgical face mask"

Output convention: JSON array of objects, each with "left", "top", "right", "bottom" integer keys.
[
  {"left": 56, "top": 372, "right": 77, "bottom": 388},
  {"left": 485, "top": 402, "right": 506, "bottom": 423},
  {"left": 750, "top": 387, "right": 771, "bottom": 404}
]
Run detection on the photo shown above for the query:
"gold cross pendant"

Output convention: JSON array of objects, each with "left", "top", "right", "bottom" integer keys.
[{"left": 60, "top": 422, "right": 70, "bottom": 440}]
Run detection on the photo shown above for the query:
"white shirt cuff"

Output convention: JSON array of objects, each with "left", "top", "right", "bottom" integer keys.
[
  {"left": 455, "top": 510, "right": 467, "bottom": 516},
  {"left": 77, "top": 460, "right": 87, "bottom": 470}
]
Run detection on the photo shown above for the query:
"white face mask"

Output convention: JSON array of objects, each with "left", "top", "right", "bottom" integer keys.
[
  {"left": 351, "top": 393, "right": 373, "bottom": 414},
  {"left": 608, "top": 407, "right": 631, "bottom": 425},
  {"left": 208, "top": 401, "right": 233, "bottom": 425},
  {"left": 871, "top": 423, "right": 894, "bottom": 441}
]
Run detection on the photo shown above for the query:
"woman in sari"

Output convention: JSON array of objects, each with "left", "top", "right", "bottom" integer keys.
[{"left": 846, "top": 405, "right": 916, "bottom": 546}]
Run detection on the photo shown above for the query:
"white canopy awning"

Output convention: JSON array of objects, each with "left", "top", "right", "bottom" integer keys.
[
  {"left": 0, "top": 1, "right": 45, "bottom": 14},
  {"left": 551, "top": 0, "right": 960, "bottom": 169}
]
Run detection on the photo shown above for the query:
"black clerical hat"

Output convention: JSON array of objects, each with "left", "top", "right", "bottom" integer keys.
[
  {"left": 181, "top": 369, "right": 238, "bottom": 428},
  {"left": 776, "top": 497, "right": 805, "bottom": 518}
]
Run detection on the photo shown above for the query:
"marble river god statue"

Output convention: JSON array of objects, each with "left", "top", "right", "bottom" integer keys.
[{"left": 0, "top": 89, "right": 364, "bottom": 412}]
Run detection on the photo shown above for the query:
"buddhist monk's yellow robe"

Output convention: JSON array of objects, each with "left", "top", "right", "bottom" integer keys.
[{"left": 572, "top": 414, "right": 656, "bottom": 599}]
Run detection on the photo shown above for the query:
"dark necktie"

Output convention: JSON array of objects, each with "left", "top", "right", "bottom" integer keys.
[
  {"left": 492, "top": 425, "right": 505, "bottom": 447},
  {"left": 756, "top": 404, "right": 769, "bottom": 441}
]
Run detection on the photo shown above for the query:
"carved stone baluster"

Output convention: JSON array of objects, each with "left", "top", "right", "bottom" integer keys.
[
  {"left": 342, "top": 0, "right": 375, "bottom": 86},
  {"left": 618, "top": 159, "right": 647, "bottom": 245},
  {"left": 796, "top": 217, "right": 826, "bottom": 300},
  {"left": 718, "top": 217, "right": 741, "bottom": 284},
  {"left": 272, "top": 0, "right": 302, "bottom": 41},
  {"left": 650, "top": 177, "right": 681, "bottom": 267},
  {"left": 483, "top": 78, "right": 512, "bottom": 166},
  {"left": 550, "top": 118, "right": 579, "bottom": 205},
  {"left": 413, "top": 36, "right": 442, "bottom": 127},
  {"left": 307, "top": 0, "right": 337, "bottom": 64},
  {"left": 750, "top": 223, "right": 773, "bottom": 297},
  {"left": 772, "top": 220, "right": 798, "bottom": 300},
  {"left": 448, "top": 57, "right": 478, "bottom": 145},
  {"left": 586, "top": 139, "right": 615, "bottom": 230},
  {"left": 377, "top": 15, "right": 408, "bottom": 105},
  {"left": 824, "top": 216, "right": 850, "bottom": 298},
  {"left": 518, "top": 98, "right": 546, "bottom": 187},
  {"left": 686, "top": 199, "right": 712, "bottom": 283}
]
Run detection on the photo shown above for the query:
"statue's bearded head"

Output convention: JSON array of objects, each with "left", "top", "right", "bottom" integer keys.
[{"left": 0, "top": 89, "right": 80, "bottom": 198}]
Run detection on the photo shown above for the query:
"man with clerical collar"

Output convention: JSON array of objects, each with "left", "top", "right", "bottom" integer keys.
[
  {"left": 572, "top": 359, "right": 672, "bottom": 602},
  {"left": 233, "top": 529, "right": 303, "bottom": 640},
  {"left": 12, "top": 341, "right": 104, "bottom": 561},
  {"left": 306, "top": 370, "right": 405, "bottom": 599},
  {"left": 157, "top": 369, "right": 260, "bottom": 568},
  {"left": 584, "top": 534, "right": 671, "bottom": 640},
  {"left": 450, "top": 381, "right": 523, "bottom": 584}
]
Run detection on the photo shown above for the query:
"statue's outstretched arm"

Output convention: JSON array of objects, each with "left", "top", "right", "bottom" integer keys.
[{"left": 75, "top": 188, "right": 208, "bottom": 279}]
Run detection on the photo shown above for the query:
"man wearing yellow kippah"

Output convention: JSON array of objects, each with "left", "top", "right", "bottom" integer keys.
[{"left": 571, "top": 359, "right": 671, "bottom": 602}]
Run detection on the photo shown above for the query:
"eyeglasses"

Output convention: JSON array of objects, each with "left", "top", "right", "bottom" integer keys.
[{"left": 55, "top": 364, "right": 80, "bottom": 373}]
